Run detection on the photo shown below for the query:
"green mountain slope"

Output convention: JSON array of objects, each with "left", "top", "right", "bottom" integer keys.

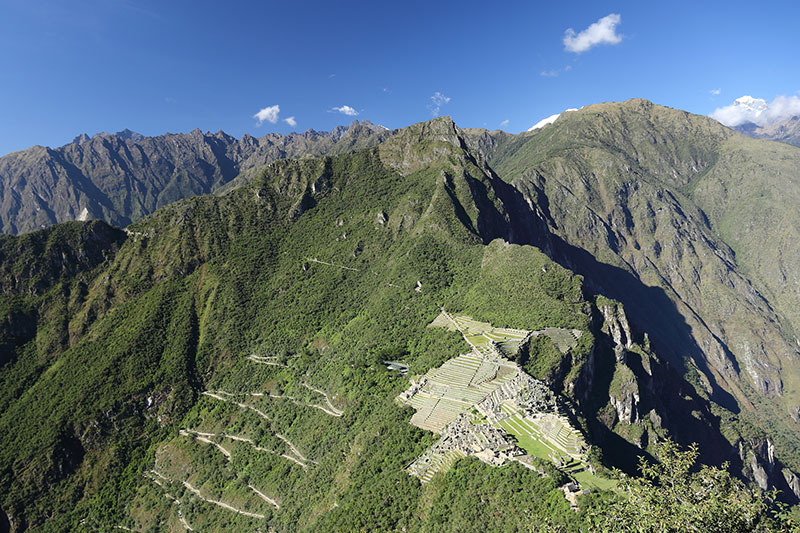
[
  {"left": 3, "top": 107, "right": 800, "bottom": 530},
  {"left": 0, "top": 127, "right": 573, "bottom": 530}
]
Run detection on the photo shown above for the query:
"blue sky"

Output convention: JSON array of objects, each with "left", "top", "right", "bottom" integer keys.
[{"left": 1, "top": 0, "right": 799, "bottom": 156}]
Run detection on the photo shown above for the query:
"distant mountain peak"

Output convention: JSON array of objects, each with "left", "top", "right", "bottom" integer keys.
[
  {"left": 114, "top": 128, "right": 145, "bottom": 142},
  {"left": 734, "top": 113, "right": 800, "bottom": 147},
  {"left": 729, "top": 96, "right": 769, "bottom": 124},
  {"left": 71, "top": 133, "right": 90, "bottom": 145},
  {"left": 733, "top": 95, "right": 768, "bottom": 113}
]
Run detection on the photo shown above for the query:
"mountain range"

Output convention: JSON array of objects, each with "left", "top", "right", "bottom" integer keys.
[
  {"left": 0, "top": 121, "right": 390, "bottom": 235},
  {"left": 2, "top": 100, "right": 800, "bottom": 531},
  {"left": 735, "top": 115, "right": 800, "bottom": 147}
]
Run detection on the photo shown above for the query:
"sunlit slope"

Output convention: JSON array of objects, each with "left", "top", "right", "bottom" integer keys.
[{"left": 0, "top": 126, "right": 593, "bottom": 531}]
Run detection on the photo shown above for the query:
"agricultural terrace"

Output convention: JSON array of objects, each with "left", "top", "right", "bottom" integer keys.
[
  {"left": 401, "top": 351, "right": 519, "bottom": 432},
  {"left": 401, "top": 310, "right": 609, "bottom": 489},
  {"left": 429, "top": 311, "right": 530, "bottom": 357},
  {"left": 429, "top": 311, "right": 583, "bottom": 356}
]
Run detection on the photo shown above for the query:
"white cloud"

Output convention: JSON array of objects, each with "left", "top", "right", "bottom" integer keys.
[
  {"left": 710, "top": 95, "right": 800, "bottom": 127},
  {"left": 253, "top": 105, "right": 280, "bottom": 126},
  {"left": 499, "top": 119, "right": 510, "bottom": 127},
  {"left": 331, "top": 105, "right": 359, "bottom": 116},
  {"left": 284, "top": 116, "right": 297, "bottom": 128},
  {"left": 765, "top": 95, "right": 800, "bottom": 123},
  {"left": 429, "top": 92, "right": 451, "bottom": 116},
  {"left": 540, "top": 65, "right": 573, "bottom": 78},
  {"left": 709, "top": 88, "right": 721, "bottom": 96},
  {"left": 563, "top": 13, "right": 622, "bottom": 53}
]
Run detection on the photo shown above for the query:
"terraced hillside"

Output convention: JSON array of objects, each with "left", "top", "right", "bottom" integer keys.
[{"left": 399, "top": 311, "right": 599, "bottom": 488}]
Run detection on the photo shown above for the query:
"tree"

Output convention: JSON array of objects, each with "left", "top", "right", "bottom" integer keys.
[{"left": 591, "top": 440, "right": 798, "bottom": 532}]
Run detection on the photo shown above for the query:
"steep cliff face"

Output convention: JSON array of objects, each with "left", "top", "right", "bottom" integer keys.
[
  {"left": 475, "top": 101, "right": 800, "bottom": 459},
  {"left": 583, "top": 298, "right": 800, "bottom": 501},
  {"left": 690, "top": 136, "right": 800, "bottom": 369},
  {"left": 0, "top": 122, "right": 391, "bottom": 235}
]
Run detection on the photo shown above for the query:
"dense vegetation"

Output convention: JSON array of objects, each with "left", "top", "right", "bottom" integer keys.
[
  {"left": 1, "top": 111, "right": 798, "bottom": 531},
  {"left": 593, "top": 440, "right": 800, "bottom": 532}
]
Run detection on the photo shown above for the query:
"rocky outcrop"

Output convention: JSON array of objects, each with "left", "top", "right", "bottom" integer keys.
[
  {"left": 586, "top": 296, "right": 800, "bottom": 500},
  {"left": 783, "top": 469, "right": 800, "bottom": 500},
  {"left": 0, "top": 220, "right": 126, "bottom": 296},
  {"left": 736, "top": 436, "right": 800, "bottom": 499},
  {"left": 597, "top": 298, "right": 633, "bottom": 360}
]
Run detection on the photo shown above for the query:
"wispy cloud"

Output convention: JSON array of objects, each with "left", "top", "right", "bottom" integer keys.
[
  {"left": 284, "top": 116, "right": 297, "bottom": 128},
  {"left": 331, "top": 105, "right": 359, "bottom": 116},
  {"left": 499, "top": 119, "right": 510, "bottom": 127},
  {"left": 253, "top": 105, "right": 280, "bottom": 126},
  {"left": 710, "top": 95, "right": 800, "bottom": 127},
  {"left": 429, "top": 92, "right": 451, "bottom": 116},
  {"left": 540, "top": 65, "right": 572, "bottom": 78},
  {"left": 709, "top": 88, "right": 721, "bottom": 96},
  {"left": 563, "top": 13, "right": 622, "bottom": 53}
]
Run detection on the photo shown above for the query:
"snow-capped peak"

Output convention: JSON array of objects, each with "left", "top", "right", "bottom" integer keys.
[
  {"left": 710, "top": 95, "right": 786, "bottom": 127},
  {"left": 732, "top": 96, "right": 768, "bottom": 116},
  {"left": 528, "top": 108, "right": 579, "bottom": 131}
]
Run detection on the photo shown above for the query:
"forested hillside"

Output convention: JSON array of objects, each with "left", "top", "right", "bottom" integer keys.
[{"left": 3, "top": 106, "right": 800, "bottom": 531}]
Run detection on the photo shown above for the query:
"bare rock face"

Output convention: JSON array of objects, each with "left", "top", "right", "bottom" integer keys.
[
  {"left": 598, "top": 299, "right": 633, "bottom": 360},
  {"left": 783, "top": 468, "right": 800, "bottom": 500},
  {"left": 609, "top": 387, "right": 640, "bottom": 425},
  {"left": 737, "top": 436, "right": 800, "bottom": 496},
  {"left": 748, "top": 448, "right": 771, "bottom": 490},
  {"left": 596, "top": 300, "right": 642, "bottom": 425},
  {"left": 0, "top": 122, "right": 391, "bottom": 235}
]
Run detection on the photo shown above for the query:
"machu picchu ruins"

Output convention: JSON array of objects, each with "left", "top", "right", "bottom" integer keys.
[{"left": 398, "top": 311, "right": 598, "bottom": 486}]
